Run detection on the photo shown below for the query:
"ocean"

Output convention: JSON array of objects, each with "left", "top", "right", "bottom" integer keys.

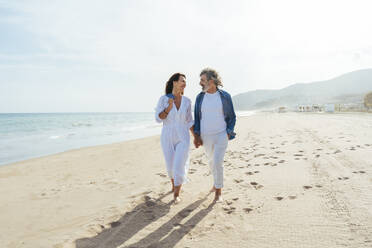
[
  {"left": 0, "top": 112, "right": 162, "bottom": 166},
  {"left": 0, "top": 111, "right": 255, "bottom": 166}
]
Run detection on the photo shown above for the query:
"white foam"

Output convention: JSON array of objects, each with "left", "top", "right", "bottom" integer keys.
[{"left": 236, "top": 111, "right": 257, "bottom": 117}]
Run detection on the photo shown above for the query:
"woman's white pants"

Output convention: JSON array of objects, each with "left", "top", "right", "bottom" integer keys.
[
  {"left": 161, "top": 131, "right": 190, "bottom": 187},
  {"left": 201, "top": 131, "right": 228, "bottom": 189}
]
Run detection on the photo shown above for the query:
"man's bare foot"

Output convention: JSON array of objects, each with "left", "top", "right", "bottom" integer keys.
[
  {"left": 214, "top": 188, "right": 222, "bottom": 203},
  {"left": 214, "top": 194, "right": 223, "bottom": 203},
  {"left": 210, "top": 186, "right": 216, "bottom": 192}
]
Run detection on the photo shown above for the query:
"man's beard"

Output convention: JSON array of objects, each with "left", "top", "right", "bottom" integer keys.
[{"left": 202, "top": 82, "right": 210, "bottom": 92}]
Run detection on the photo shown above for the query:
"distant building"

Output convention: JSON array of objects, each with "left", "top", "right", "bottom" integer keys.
[
  {"left": 325, "top": 104, "right": 335, "bottom": 112},
  {"left": 278, "top": 106, "right": 286, "bottom": 113}
]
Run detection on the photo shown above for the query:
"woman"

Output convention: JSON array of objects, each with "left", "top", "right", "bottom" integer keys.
[{"left": 155, "top": 73, "right": 195, "bottom": 203}]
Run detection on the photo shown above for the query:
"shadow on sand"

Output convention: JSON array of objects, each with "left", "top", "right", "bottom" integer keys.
[{"left": 75, "top": 192, "right": 215, "bottom": 248}]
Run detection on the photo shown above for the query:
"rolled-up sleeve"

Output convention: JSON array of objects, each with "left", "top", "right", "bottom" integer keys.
[
  {"left": 155, "top": 96, "right": 165, "bottom": 123},
  {"left": 186, "top": 100, "right": 194, "bottom": 129}
]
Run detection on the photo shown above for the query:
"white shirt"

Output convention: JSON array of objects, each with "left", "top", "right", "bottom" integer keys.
[
  {"left": 155, "top": 95, "right": 194, "bottom": 142},
  {"left": 201, "top": 92, "right": 226, "bottom": 135}
]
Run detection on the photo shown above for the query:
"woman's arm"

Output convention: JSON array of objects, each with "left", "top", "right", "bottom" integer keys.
[{"left": 158, "top": 98, "right": 174, "bottom": 120}]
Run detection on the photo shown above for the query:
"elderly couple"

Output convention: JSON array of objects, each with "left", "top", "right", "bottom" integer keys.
[{"left": 155, "top": 68, "right": 236, "bottom": 204}]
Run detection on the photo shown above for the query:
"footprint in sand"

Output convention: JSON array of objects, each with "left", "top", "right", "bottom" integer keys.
[
  {"left": 275, "top": 196, "right": 284, "bottom": 201},
  {"left": 254, "top": 164, "right": 260, "bottom": 167},
  {"left": 338, "top": 177, "right": 349, "bottom": 180},
  {"left": 189, "top": 168, "right": 197, "bottom": 174},
  {"left": 278, "top": 160, "right": 285, "bottom": 163},
  {"left": 254, "top": 171, "right": 260, "bottom": 174},
  {"left": 271, "top": 163, "right": 278, "bottom": 167},
  {"left": 288, "top": 196, "right": 297, "bottom": 200},
  {"left": 315, "top": 184, "right": 323, "bottom": 188},
  {"left": 243, "top": 207, "right": 253, "bottom": 213},
  {"left": 315, "top": 154, "right": 320, "bottom": 158},
  {"left": 275, "top": 151, "right": 286, "bottom": 154},
  {"left": 303, "top": 185, "right": 312, "bottom": 190},
  {"left": 156, "top": 173, "right": 167, "bottom": 178},
  {"left": 254, "top": 154, "right": 265, "bottom": 158},
  {"left": 234, "top": 179, "right": 244, "bottom": 183},
  {"left": 223, "top": 206, "right": 236, "bottom": 214},
  {"left": 245, "top": 172, "right": 254, "bottom": 176},
  {"left": 294, "top": 154, "right": 303, "bottom": 157},
  {"left": 333, "top": 149, "right": 342, "bottom": 154},
  {"left": 250, "top": 182, "right": 264, "bottom": 189}
]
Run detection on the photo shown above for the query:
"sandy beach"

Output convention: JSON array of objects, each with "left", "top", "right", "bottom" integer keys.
[{"left": 1, "top": 112, "right": 371, "bottom": 248}]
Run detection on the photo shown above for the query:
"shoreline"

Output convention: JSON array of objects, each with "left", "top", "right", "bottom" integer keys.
[
  {"left": 1, "top": 110, "right": 370, "bottom": 168},
  {"left": 0, "top": 111, "right": 257, "bottom": 167}
]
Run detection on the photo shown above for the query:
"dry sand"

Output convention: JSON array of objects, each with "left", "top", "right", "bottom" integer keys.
[{"left": 1, "top": 112, "right": 371, "bottom": 248}]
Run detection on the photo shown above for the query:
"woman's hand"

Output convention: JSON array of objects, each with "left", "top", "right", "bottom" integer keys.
[{"left": 166, "top": 98, "right": 174, "bottom": 112}]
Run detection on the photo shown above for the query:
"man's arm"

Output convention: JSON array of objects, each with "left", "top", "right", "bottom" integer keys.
[{"left": 226, "top": 93, "right": 236, "bottom": 139}]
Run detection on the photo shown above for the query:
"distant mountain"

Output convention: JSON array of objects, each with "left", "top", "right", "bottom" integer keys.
[{"left": 233, "top": 69, "right": 372, "bottom": 110}]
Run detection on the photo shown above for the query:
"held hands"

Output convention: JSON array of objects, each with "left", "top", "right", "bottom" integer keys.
[{"left": 193, "top": 135, "right": 203, "bottom": 148}]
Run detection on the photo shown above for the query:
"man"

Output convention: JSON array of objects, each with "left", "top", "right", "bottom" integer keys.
[{"left": 193, "top": 68, "right": 236, "bottom": 202}]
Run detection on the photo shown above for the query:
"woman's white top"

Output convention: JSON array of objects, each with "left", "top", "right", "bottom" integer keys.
[{"left": 155, "top": 95, "right": 194, "bottom": 142}]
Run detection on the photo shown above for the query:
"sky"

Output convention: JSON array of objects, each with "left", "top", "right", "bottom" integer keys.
[{"left": 1, "top": 0, "right": 372, "bottom": 112}]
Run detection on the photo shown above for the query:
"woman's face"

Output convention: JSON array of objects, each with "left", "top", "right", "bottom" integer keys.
[{"left": 173, "top": 76, "right": 186, "bottom": 92}]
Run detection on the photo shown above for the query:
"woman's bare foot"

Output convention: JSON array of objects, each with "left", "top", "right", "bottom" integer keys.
[
  {"left": 173, "top": 185, "right": 182, "bottom": 204},
  {"left": 174, "top": 196, "right": 181, "bottom": 204},
  {"left": 171, "top": 179, "right": 175, "bottom": 192}
]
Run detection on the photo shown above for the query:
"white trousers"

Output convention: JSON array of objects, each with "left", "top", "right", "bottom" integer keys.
[
  {"left": 161, "top": 131, "right": 190, "bottom": 187},
  {"left": 201, "top": 131, "right": 228, "bottom": 189}
]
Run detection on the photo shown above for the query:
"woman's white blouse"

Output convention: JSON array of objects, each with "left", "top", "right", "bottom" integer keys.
[{"left": 155, "top": 95, "right": 194, "bottom": 130}]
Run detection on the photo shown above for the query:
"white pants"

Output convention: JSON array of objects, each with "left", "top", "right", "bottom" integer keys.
[
  {"left": 161, "top": 129, "right": 190, "bottom": 187},
  {"left": 201, "top": 131, "right": 228, "bottom": 189}
]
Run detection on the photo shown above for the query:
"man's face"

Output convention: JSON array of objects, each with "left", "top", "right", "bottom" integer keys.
[{"left": 200, "top": 74, "right": 210, "bottom": 92}]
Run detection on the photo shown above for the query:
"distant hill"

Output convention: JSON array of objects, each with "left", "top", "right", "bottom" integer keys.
[{"left": 233, "top": 69, "right": 372, "bottom": 110}]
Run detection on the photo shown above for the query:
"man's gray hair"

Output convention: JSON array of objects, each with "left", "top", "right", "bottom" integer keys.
[{"left": 200, "top": 68, "right": 223, "bottom": 88}]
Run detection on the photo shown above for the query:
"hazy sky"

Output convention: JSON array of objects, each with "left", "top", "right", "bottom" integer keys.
[{"left": 1, "top": 0, "right": 372, "bottom": 112}]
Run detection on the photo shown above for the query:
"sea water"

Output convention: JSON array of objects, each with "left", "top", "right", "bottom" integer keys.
[
  {"left": 0, "top": 111, "right": 256, "bottom": 166},
  {"left": 0, "top": 112, "right": 161, "bottom": 166}
]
